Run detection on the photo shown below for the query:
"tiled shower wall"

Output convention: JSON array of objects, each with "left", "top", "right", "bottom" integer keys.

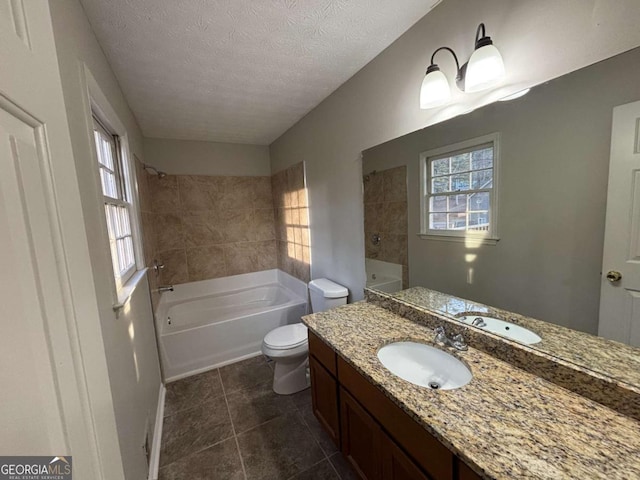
[
  {"left": 363, "top": 165, "right": 408, "bottom": 287},
  {"left": 271, "top": 162, "right": 311, "bottom": 283},
  {"left": 136, "top": 160, "right": 310, "bottom": 306}
]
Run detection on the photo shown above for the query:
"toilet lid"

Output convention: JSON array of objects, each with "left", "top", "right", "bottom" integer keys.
[{"left": 264, "top": 324, "right": 308, "bottom": 350}]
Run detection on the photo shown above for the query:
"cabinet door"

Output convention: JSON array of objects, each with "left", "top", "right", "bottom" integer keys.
[
  {"left": 340, "top": 387, "right": 383, "bottom": 480},
  {"left": 383, "top": 436, "right": 432, "bottom": 480},
  {"left": 310, "top": 355, "right": 340, "bottom": 447},
  {"left": 457, "top": 460, "right": 482, "bottom": 480}
]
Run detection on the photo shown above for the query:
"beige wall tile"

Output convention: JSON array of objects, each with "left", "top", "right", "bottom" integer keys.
[
  {"left": 182, "top": 212, "right": 225, "bottom": 247},
  {"left": 186, "top": 245, "right": 226, "bottom": 282},
  {"left": 381, "top": 234, "right": 408, "bottom": 266},
  {"left": 220, "top": 209, "right": 254, "bottom": 243},
  {"left": 252, "top": 209, "right": 276, "bottom": 241},
  {"left": 222, "top": 177, "right": 254, "bottom": 210},
  {"left": 363, "top": 172, "right": 383, "bottom": 204},
  {"left": 225, "top": 241, "right": 277, "bottom": 276},
  {"left": 253, "top": 177, "right": 273, "bottom": 208},
  {"left": 364, "top": 231, "right": 381, "bottom": 260},
  {"left": 149, "top": 175, "right": 180, "bottom": 214},
  {"left": 178, "top": 176, "right": 223, "bottom": 212},
  {"left": 154, "top": 213, "right": 184, "bottom": 253},
  {"left": 383, "top": 166, "right": 407, "bottom": 203},
  {"left": 364, "top": 203, "right": 384, "bottom": 233},
  {"left": 159, "top": 249, "right": 188, "bottom": 285},
  {"left": 271, "top": 170, "right": 288, "bottom": 208},
  {"left": 137, "top": 163, "right": 305, "bottom": 284},
  {"left": 140, "top": 212, "right": 156, "bottom": 267},
  {"left": 383, "top": 201, "right": 408, "bottom": 235}
]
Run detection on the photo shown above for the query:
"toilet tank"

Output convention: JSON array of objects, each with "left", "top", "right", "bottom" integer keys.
[{"left": 308, "top": 278, "right": 349, "bottom": 312}]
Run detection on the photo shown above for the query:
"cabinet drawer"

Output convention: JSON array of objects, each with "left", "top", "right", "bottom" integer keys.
[
  {"left": 338, "top": 356, "right": 454, "bottom": 480},
  {"left": 309, "top": 330, "right": 337, "bottom": 375}
]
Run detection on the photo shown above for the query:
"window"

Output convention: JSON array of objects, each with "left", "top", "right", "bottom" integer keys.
[
  {"left": 92, "top": 115, "right": 136, "bottom": 283},
  {"left": 420, "top": 134, "right": 499, "bottom": 242}
]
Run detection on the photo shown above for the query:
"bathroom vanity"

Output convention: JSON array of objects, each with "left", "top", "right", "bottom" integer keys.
[{"left": 303, "top": 301, "right": 640, "bottom": 480}]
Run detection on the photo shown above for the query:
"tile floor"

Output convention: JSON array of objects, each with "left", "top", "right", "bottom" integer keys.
[{"left": 159, "top": 355, "right": 357, "bottom": 480}]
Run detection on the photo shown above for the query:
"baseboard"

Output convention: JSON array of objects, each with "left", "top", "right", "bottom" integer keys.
[{"left": 148, "top": 384, "right": 166, "bottom": 480}]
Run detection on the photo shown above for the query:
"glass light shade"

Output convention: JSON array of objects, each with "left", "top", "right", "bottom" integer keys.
[
  {"left": 420, "top": 70, "right": 451, "bottom": 109},
  {"left": 465, "top": 44, "right": 505, "bottom": 93}
]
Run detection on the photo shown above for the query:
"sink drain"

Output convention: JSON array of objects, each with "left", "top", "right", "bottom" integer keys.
[{"left": 428, "top": 381, "right": 441, "bottom": 390}]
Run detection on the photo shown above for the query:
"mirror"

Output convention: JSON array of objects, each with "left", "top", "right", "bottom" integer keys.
[{"left": 362, "top": 46, "right": 640, "bottom": 387}]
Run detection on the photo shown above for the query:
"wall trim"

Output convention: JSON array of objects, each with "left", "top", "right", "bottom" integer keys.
[{"left": 148, "top": 384, "right": 166, "bottom": 480}]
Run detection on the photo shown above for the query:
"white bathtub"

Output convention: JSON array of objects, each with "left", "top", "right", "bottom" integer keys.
[{"left": 156, "top": 269, "right": 308, "bottom": 381}]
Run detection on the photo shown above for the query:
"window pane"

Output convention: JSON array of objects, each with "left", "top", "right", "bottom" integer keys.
[
  {"left": 469, "top": 192, "right": 490, "bottom": 211},
  {"left": 104, "top": 204, "right": 115, "bottom": 239},
  {"left": 99, "top": 136, "right": 115, "bottom": 170},
  {"left": 447, "top": 213, "right": 467, "bottom": 230},
  {"left": 450, "top": 153, "right": 470, "bottom": 173},
  {"left": 124, "top": 236, "right": 134, "bottom": 269},
  {"left": 448, "top": 194, "right": 467, "bottom": 213},
  {"left": 100, "top": 168, "right": 118, "bottom": 198},
  {"left": 429, "top": 213, "right": 447, "bottom": 230},
  {"left": 430, "top": 195, "right": 447, "bottom": 212},
  {"left": 118, "top": 206, "right": 132, "bottom": 236},
  {"left": 471, "top": 147, "right": 493, "bottom": 170},
  {"left": 450, "top": 173, "right": 470, "bottom": 192},
  {"left": 432, "top": 176, "right": 449, "bottom": 194},
  {"left": 431, "top": 158, "right": 449, "bottom": 176},
  {"left": 469, "top": 212, "right": 490, "bottom": 230},
  {"left": 471, "top": 169, "right": 492, "bottom": 189}
]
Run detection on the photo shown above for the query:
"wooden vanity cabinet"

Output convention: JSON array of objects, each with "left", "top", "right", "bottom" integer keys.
[
  {"left": 308, "top": 331, "right": 482, "bottom": 480},
  {"left": 309, "top": 355, "right": 340, "bottom": 447}
]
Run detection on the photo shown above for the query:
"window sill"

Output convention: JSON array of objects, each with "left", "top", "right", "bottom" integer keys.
[
  {"left": 113, "top": 267, "right": 149, "bottom": 313},
  {"left": 417, "top": 234, "right": 499, "bottom": 246}
]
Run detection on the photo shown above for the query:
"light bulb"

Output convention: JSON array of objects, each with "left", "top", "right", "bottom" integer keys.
[
  {"left": 420, "top": 69, "right": 451, "bottom": 109},
  {"left": 465, "top": 44, "right": 505, "bottom": 93}
]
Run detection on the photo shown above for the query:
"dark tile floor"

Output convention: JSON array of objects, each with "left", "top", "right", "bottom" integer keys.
[{"left": 159, "top": 355, "right": 358, "bottom": 480}]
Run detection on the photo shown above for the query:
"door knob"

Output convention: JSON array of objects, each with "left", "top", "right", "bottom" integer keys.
[{"left": 606, "top": 270, "right": 622, "bottom": 283}]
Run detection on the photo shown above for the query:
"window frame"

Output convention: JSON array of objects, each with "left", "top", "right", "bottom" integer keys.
[
  {"left": 419, "top": 133, "right": 500, "bottom": 245},
  {"left": 92, "top": 114, "right": 137, "bottom": 285}
]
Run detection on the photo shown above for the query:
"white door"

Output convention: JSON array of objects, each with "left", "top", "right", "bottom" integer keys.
[
  {"left": 0, "top": 2, "right": 106, "bottom": 478},
  {"left": 599, "top": 100, "right": 640, "bottom": 347}
]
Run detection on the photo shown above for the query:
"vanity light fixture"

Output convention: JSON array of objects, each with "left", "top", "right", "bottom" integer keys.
[{"left": 420, "top": 23, "right": 505, "bottom": 109}]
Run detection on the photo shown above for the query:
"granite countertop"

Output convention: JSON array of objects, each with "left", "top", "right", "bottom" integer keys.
[
  {"left": 389, "top": 287, "right": 640, "bottom": 390},
  {"left": 302, "top": 302, "right": 640, "bottom": 480}
]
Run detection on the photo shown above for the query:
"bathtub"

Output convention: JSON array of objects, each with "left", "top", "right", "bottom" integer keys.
[{"left": 156, "top": 269, "right": 308, "bottom": 381}]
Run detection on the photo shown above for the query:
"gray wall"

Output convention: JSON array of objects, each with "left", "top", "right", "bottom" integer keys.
[
  {"left": 270, "top": 0, "right": 640, "bottom": 302},
  {"left": 145, "top": 137, "right": 270, "bottom": 176},
  {"left": 50, "top": 1, "right": 162, "bottom": 478},
  {"left": 363, "top": 48, "right": 640, "bottom": 334}
]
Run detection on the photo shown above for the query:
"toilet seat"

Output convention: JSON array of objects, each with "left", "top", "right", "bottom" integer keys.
[{"left": 263, "top": 323, "right": 308, "bottom": 350}]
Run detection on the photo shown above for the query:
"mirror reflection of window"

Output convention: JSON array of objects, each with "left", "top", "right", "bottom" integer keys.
[{"left": 421, "top": 133, "right": 499, "bottom": 242}]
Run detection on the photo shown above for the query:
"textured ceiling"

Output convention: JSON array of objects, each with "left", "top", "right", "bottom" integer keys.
[{"left": 80, "top": 0, "right": 440, "bottom": 145}]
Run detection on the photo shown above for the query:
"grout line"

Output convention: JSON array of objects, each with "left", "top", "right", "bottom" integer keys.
[
  {"left": 285, "top": 457, "right": 331, "bottom": 480},
  {"left": 326, "top": 453, "right": 344, "bottom": 480},
  {"left": 293, "top": 394, "right": 343, "bottom": 479},
  {"left": 219, "top": 369, "right": 248, "bottom": 480}
]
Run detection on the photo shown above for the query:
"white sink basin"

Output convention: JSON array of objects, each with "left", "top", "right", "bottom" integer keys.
[
  {"left": 458, "top": 315, "right": 542, "bottom": 345},
  {"left": 377, "top": 342, "right": 472, "bottom": 390}
]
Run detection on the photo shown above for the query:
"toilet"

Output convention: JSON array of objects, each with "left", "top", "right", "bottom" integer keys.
[{"left": 262, "top": 278, "right": 348, "bottom": 395}]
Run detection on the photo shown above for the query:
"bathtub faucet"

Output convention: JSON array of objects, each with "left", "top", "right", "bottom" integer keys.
[{"left": 158, "top": 285, "right": 174, "bottom": 293}]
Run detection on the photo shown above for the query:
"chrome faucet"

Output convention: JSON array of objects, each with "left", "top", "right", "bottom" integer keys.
[
  {"left": 434, "top": 326, "right": 468, "bottom": 351},
  {"left": 471, "top": 317, "right": 487, "bottom": 327},
  {"left": 158, "top": 285, "right": 174, "bottom": 293}
]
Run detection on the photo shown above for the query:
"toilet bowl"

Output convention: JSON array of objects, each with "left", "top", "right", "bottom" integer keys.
[
  {"left": 262, "top": 323, "right": 309, "bottom": 395},
  {"left": 262, "top": 278, "right": 348, "bottom": 395}
]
